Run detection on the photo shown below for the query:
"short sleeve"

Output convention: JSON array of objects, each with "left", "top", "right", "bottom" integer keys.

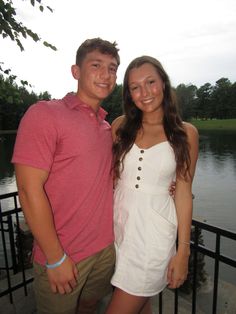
[{"left": 12, "top": 102, "right": 58, "bottom": 171}]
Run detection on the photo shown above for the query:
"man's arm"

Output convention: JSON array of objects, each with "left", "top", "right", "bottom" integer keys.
[{"left": 15, "top": 164, "right": 78, "bottom": 294}]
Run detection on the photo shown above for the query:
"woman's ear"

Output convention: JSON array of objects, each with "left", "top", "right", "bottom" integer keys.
[{"left": 71, "top": 64, "right": 80, "bottom": 80}]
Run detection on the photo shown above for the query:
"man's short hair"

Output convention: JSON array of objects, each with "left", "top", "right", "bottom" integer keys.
[{"left": 76, "top": 38, "right": 120, "bottom": 66}]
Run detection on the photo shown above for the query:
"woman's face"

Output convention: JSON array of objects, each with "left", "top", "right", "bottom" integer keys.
[{"left": 128, "top": 63, "right": 165, "bottom": 115}]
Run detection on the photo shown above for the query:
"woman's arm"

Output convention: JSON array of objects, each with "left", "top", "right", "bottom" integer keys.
[{"left": 167, "top": 123, "right": 199, "bottom": 289}]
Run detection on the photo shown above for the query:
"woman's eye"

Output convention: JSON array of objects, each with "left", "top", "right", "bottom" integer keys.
[
  {"left": 130, "top": 86, "right": 138, "bottom": 91},
  {"left": 149, "top": 80, "right": 155, "bottom": 84}
]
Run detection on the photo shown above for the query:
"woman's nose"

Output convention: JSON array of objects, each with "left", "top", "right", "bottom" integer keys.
[{"left": 141, "top": 85, "right": 150, "bottom": 97}]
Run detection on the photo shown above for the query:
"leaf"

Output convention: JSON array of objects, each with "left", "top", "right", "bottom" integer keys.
[
  {"left": 4, "top": 69, "right": 11, "bottom": 75},
  {"left": 46, "top": 6, "right": 53, "bottom": 13},
  {"left": 43, "top": 41, "right": 57, "bottom": 51},
  {"left": 39, "top": 5, "right": 43, "bottom": 12},
  {"left": 16, "top": 38, "right": 24, "bottom": 51},
  {"left": 31, "top": 0, "right": 35, "bottom": 6},
  {"left": 20, "top": 80, "right": 28, "bottom": 86}
]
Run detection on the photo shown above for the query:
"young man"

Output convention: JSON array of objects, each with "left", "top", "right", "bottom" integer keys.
[{"left": 12, "top": 38, "right": 120, "bottom": 314}]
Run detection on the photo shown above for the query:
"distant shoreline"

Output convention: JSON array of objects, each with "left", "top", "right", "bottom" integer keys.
[
  {"left": 191, "top": 118, "right": 236, "bottom": 131},
  {"left": 0, "top": 130, "right": 17, "bottom": 135},
  {"left": 1, "top": 118, "right": 236, "bottom": 134}
]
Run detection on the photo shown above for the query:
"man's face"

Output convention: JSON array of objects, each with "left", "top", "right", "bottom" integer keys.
[{"left": 74, "top": 50, "right": 118, "bottom": 108}]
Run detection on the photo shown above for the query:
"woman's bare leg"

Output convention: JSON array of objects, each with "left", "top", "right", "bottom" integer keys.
[
  {"left": 140, "top": 299, "right": 152, "bottom": 314},
  {"left": 105, "top": 288, "right": 152, "bottom": 314}
]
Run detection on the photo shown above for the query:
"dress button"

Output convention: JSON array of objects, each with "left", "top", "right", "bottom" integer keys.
[
  {"left": 135, "top": 184, "right": 139, "bottom": 188},
  {"left": 139, "top": 157, "right": 143, "bottom": 161},
  {"left": 138, "top": 167, "right": 142, "bottom": 171},
  {"left": 140, "top": 150, "right": 144, "bottom": 154},
  {"left": 137, "top": 176, "right": 141, "bottom": 180}
]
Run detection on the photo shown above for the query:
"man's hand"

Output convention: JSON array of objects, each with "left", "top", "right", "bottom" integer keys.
[
  {"left": 168, "top": 180, "right": 176, "bottom": 199},
  {"left": 47, "top": 256, "right": 78, "bottom": 294}
]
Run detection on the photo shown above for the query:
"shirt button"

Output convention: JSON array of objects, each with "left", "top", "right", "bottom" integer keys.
[
  {"left": 140, "top": 150, "right": 144, "bottom": 154},
  {"left": 137, "top": 176, "right": 141, "bottom": 180},
  {"left": 138, "top": 167, "right": 142, "bottom": 171},
  {"left": 135, "top": 184, "right": 139, "bottom": 188},
  {"left": 139, "top": 157, "right": 143, "bottom": 161},
  {"left": 90, "top": 113, "right": 94, "bottom": 117}
]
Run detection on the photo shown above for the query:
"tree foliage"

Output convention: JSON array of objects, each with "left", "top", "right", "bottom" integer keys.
[
  {"left": 175, "top": 84, "right": 197, "bottom": 120},
  {"left": 0, "top": 73, "right": 51, "bottom": 130},
  {"left": 0, "top": 0, "right": 56, "bottom": 80},
  {"left": 0, "top": 0, "right": 56, "bottom": 52},
  {"left": 176, "top": 78, "right": 236, "bottom": 121},
  {"left": 102, "top": 84, "right": 123, "bottom": 124}
]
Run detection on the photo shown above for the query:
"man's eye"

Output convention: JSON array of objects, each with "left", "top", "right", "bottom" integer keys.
[
  {"left": 110, "top": 67, "right": 117, "bottom": 74},
  {"left": 92, "top": 63, "right": 99, "bottom": 68},
  {"left": 149, "top": 80, "right": 155, "bottom": 84},
  {"left": 130, "top": 86, "right": 138, "bottom": 91}
]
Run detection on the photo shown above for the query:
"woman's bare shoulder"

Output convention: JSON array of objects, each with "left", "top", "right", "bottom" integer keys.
[
  {"left": 111, "top": 115, "right": 125, "bottom": 140},
  {"left": 183, "top": 121, "right": 199, "bottom": 140}
]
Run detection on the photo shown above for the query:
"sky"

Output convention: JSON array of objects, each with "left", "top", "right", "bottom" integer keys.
[{"left": 1, "top": 0, "right": 236, "bottom": 99}]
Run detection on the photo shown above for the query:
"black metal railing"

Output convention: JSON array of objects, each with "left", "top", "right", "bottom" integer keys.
[
  {"left": 1, "top": 192, "right": 236, "bottom": 313},
  {"left": 0, "top": 192, "right": 33, "bottom": 303},
  {"left": 157, "top": 219, "right": 236, "bottom": 314}
]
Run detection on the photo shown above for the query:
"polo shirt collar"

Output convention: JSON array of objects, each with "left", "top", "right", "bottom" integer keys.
[{"left": 63, "top": 92, "right": 107, "bottom": 120}]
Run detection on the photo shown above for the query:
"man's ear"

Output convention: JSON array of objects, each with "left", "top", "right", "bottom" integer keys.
[{"left": 71, "top": 64, "right": 80, "bottom": 80}]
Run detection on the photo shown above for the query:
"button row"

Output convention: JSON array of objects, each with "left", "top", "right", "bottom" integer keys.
[{"left": 136, "top": 150, "right": 144, "bottom": 188}]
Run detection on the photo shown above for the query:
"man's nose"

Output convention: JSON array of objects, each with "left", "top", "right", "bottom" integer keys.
[{"left": 100, "top": 66, "right": 110, "bottom": 79}]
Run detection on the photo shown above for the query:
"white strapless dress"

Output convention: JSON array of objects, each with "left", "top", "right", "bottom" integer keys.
[{"left": 111, "top": 141, "right": 178, "bottom": 296}]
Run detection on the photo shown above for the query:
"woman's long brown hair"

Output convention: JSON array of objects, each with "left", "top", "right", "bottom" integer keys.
[{"left": 113, "top": 56, "right": 191, "bottom": 180}]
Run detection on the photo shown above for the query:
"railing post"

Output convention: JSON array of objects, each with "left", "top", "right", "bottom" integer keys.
[
  {"left": 7, "top": 215, "right": 18, "bottom": 274},
  {"left": 0, "top": 207, "right": 14, "bottom": 303},
  {"left": 158, "top": 291, "right": 162, "bottom": 314},
  {"left": 192, "top": 225, "right": 199, "bottom": 314},
  {"left": 174, "top": 289, "right": 178, "bottom": 314},
  {"left": 212, "top": 233, "right": 220, "bottom": 314}
]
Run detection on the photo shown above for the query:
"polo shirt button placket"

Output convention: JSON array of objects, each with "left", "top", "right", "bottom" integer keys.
[{"left": 135, "top": 149, "right": 144, "bottom": 189}]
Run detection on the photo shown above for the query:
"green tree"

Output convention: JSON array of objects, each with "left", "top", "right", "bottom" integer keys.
[
  {"left": 0, "top": 73, "right": 51, "bottom": 130},
  {"left": 175, "top": 84, "right": 197, "bottom": 120},
  {"left": 229, "top": 82, "right": 236, "bottom": 118},
  {"left": 0, "top": 74, "right": 21, "bottom": 129},
  {"left": 102, "top": 84, "right": 123, "bottom": 124},
  {"left": 0, "top": 0, "right": 56, "bottom": 52},
  {"left": 211, "top": 78, "right": 232, "bottom": 119},
  {"left": 0, "top": 0, "right": 54, "bottom": 130},
  {"left": 0, "top": 0, "right": 56, "bottom": 80},
  {"left": 195, "top": 83, "right": 213, "bottom": 119}
]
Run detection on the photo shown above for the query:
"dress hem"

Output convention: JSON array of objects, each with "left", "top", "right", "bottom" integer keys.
[{"left": 111, "top": 280, "right": 167, "bottom": 297}]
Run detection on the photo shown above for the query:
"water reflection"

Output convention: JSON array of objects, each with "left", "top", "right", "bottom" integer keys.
[
  {"left": 0, "top": 131, "right": 236, "bottom": 232},
  {"left": 193, "top": 130, "right": 236, "bottom": 233},
  {"left": 0, "top": 134, "right": 16, "bottom": 194}
]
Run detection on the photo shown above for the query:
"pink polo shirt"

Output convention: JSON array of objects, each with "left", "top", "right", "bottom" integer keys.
[{"left": 12, "top": 93, "right": 114, "bottom": 265}]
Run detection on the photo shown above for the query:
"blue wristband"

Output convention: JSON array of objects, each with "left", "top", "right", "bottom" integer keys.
[{"left": 46, "top": 252, "right": 67, "bottom": 269}]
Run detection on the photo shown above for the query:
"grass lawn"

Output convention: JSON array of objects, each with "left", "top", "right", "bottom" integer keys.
[{"left": 190, "top": 119, "right": 236, "bottom": 131}]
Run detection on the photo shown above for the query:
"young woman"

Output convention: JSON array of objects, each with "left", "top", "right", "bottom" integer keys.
[{"left": 106, "top": 56, "right": 199, "bottom": 314}]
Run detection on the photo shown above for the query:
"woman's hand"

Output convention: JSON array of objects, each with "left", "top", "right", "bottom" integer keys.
[{"left": 167, "top": 251, "right": 189, "bottom": 289}]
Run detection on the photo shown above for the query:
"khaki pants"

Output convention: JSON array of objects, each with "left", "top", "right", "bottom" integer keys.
[{"left": 33, "top": 244, "right": 115, "bottom": 314}]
